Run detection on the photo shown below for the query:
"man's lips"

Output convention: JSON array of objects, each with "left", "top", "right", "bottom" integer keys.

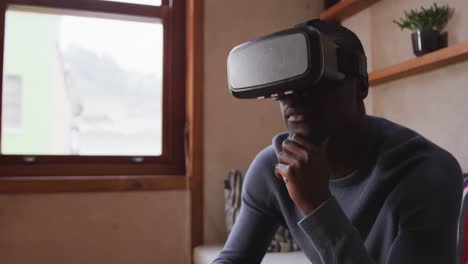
[{"left": 285, "top": 108, "right": 306, "bottom": 123}]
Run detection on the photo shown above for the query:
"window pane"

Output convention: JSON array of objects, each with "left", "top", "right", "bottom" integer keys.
[
  {"left": 2, "top": 8, "right": 163, "bottom": 156},
  {"left": 2, "top": 75, "right": 22, "bottom": 131},
  {"left": 100, "top": 0, "right": 161, "bottom": 6}
]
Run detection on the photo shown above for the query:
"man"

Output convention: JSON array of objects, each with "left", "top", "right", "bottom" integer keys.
[{"left": 214, "top": 20, "right": 463, "bottom": 263}]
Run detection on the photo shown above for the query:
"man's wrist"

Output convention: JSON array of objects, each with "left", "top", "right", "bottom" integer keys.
[{"left": 301, "top": 191, "right": 331, "bottom": 215}]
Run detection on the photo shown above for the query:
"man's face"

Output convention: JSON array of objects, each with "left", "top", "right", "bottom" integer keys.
[{"left": 279, "top": 78, "right": 361, "bottom": 145}]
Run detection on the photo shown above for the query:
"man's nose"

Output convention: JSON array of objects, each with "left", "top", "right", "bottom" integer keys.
[{"left": 278, "top": 92, "right": 302, "bottom": 105}]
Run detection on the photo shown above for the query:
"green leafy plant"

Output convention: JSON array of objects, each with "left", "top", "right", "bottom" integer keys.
[{"left": 393, "top": 3, "right": 452, "bottom": 31}]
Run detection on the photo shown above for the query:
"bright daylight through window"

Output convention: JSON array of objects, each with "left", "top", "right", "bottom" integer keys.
[
  {"left": 100, "top": 0, "right": 161, "bottom": 6},
  {"left": 2, "top": 75, "right": 22, "bottom": 131},
  {"left": 2, "top": 8, "right": 164, "bottom": 156}
]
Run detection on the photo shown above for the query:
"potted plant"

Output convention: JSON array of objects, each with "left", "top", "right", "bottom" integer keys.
[{"left": 393, "top": 3, "right": 453, "bottom": 57}]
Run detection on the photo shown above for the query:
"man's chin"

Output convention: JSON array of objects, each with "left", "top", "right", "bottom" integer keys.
[{"left": 287, "top": 128, "right": 326, "bottom": 145}]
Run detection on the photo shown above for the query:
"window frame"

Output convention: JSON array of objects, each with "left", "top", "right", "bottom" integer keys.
[{"left": 0, "top": 0, "right": 187, "bottom": 180}]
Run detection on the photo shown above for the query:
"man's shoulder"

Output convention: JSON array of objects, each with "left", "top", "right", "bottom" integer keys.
[
  {"left": 252, "top": 144, "right": 278, "bottom": 168},
  {"left": 248, "top": 132, "right": 289, "bottom": 169},
  {"left": 369, "top": 115, "right": 421, "bottom": 152},
  {"left": 368, "top": 117, "right": 462, "bottom": 216},
  {"left": 370, "top": 115, "right": 461, "bottom": 184},
  {"left": 370, "top": 116, "right": 454, "bottom": 161},
  {"left": 244, "top": 144, "right": 278, "bottom": 185},
  {"left": 241, "top": 142, "right": 284, "bottom": 214},
  {"left": 242, "top": 134, "right": 291, "bottom": 191}
]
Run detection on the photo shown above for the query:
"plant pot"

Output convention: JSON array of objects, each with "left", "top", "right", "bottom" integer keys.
[{"left": 411, "top": 30, "right": 442, "bottom": 57}]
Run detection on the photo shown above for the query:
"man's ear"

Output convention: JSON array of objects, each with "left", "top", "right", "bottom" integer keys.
[{"left": 359, "top": 76, "right": 369, "bottom": 99}]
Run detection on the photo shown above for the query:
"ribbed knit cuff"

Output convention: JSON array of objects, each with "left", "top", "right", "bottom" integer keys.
[{"left": 298, "top": 196, "right": 354, "bottom": 254}]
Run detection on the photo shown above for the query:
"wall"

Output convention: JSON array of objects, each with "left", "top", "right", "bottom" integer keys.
[
  {"left": 1, "top": 7, "right": 190, "bottom": 264},
  {"left": 2, "top": 10, "right": 60, "bottom": 154},
  {"left": 343, "top": 0, "right": 468, "bottom": 171},
  {"left": 0, "top": 191, "right": 190, "bottom": 264},
  {"left": 203, "top": 0, "right": 323, "bottom": 244}
]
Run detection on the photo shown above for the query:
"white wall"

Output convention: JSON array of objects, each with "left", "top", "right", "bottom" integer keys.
[
  {"left": 0, "top": 191, "right": 190, "bottom": 264},
  {"left": 343, "top": 0, "right": 468, "bottom": 171}
]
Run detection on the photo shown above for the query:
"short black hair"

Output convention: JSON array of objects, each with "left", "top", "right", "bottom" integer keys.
[
  {"left": 303, "top": 19, "right": 369, "bottom": 96},
  {"left": 304, "top": 19, "right": 367, "bottom": 74}
]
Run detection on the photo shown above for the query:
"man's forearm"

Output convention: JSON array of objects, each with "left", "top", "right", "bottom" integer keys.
[{"left": 298, "top": 196, "right": 374, "bottom": 264}]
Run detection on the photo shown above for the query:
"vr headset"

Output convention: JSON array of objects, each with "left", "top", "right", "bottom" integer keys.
[{"left": 227, "top": 19, "right": 367, "bottom": 99}]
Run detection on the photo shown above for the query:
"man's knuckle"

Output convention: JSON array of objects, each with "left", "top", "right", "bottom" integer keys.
[
  {"left": 293, "top": 159, "right": 303, "bottom": 168},
  {"left": 286, "top": 166, "right": 296, "bottom": 176}
]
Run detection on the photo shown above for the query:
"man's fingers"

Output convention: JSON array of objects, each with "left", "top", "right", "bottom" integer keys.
[
  {"left": 275, "top": 163, "right": 294, "bottom": 183},
  {"left": 275, "top": 163, "right": 292, "bottom": 183},
  {"left": 282, "top": 139, "right": 308, "bottom": 160},
  {"left": 278, "top": 151, "right": 298, "bottom": 166}
]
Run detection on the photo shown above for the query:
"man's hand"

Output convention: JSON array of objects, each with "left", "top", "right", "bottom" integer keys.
[{"left": 275, "top": 134, "right": 331, "bottom": 215}]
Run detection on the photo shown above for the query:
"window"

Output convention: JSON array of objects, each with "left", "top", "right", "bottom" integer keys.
[
  {"left": 0, "top": 0, "right": 186, "bottom": 177},
  {"left": 2, "top": 75, "right": 22, "bottom": 132},
  {"left": 100, "top": 0, "right": 162, "bottom": 6}
]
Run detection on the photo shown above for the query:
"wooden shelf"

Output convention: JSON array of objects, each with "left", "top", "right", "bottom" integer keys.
[
  {"left": 369, "top": 41, "right": 468, "bottom": 86},
  {"left": 320, "top": 0, "right": 381, "bottom": 23},
  {"left": 319, "top": 1, "right": 468, "bottom": 86}
]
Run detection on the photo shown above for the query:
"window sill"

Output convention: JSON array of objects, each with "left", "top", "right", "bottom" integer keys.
[{"left": 0, "top": 175, "right": 188, "bottom": 193}]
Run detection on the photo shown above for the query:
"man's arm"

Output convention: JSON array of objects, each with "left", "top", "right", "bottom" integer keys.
[
  {"left": 213, "top": 148, "right": 281, "bottom": 264},
  {"left": 212, "top": 198, "right": 280, "bottom": 264},
  {"left": 298, "top": 197, "right": 374, "bottom": 263},
  {"left": 297, "top": 156, "right": 462, "bottom": 263},
  {"left": 385, "top": 157, "right": 462, "bottom": 263}
]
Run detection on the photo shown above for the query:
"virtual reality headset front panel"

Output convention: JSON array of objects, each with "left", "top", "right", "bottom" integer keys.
[{"left": 227, "top": 19, "right": 367, "bottom": 99}]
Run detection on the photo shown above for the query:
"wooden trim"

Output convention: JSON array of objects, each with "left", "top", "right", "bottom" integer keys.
[
  {"left": 0, "top": 163, "right": 184, "bottom": 177},
  {"left": 0, "top": 0, "right": 5, "bottom": 153},
  {"left": 167, "top": 0, "right": 187, "bottom": 176},
  {"left": 1, "top": 155, "right": 169, "bottom": 164},
  {"left": 6, "top": 0, "right": 165, "bottom": 18},
  {"left": 320, "top": 0, "right": 381, "bottom": 23},
  {"left": 187, "top": 0, "right": 204, "bottom": 257},
  {"left": 369, "top": 41, "right": 468, "bottom": 86},
  {"left": 0, "top": 175, "right": 188, "bottom": 193},
  {"left": 0, "top": 0, "right": 187, "bottom": 178}
]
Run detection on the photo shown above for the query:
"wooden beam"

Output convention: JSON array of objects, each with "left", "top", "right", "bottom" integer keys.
[
  {"left": 187, "top": 0, "right": 204, "bottom": 260},
  {"left": 370, "top": 41, "right": 468, "bottom": 86},
  {"left": 320, "top": 0, "right": 381, "bottom": 23},
  {"left": 7, "top": 0, "right": 165, "bottom": 19},
  {"left": 0, "top": 0, "right": 5, "bottom": 153},
  {"left": 0, "top": 175, "right": 188, "bottom": 193}
]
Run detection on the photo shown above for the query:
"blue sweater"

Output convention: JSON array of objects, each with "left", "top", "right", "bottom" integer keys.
[{"left": 213, "top": 116, "right": 463, "bottom": 263}]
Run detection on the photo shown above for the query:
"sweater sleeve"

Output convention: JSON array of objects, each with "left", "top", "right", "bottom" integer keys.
[
  {"left": 213, "top": 147, "right": 281, "bottom": 264},
  {"left": 298, "top": 153, "right": 463, "bottom": 264},
  {"left": 298, "top": 196, "right": 375, "bottom": 263},
  {"left": 385, "top": 154, "right": 463, "bottom": 264}
]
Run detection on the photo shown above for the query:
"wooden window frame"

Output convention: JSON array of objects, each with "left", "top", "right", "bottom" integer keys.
[
  {"left": 187, "top": 0, "right": 204, "bottom": 253},
  {"left": 0, "top": 0, "right": 187, "bottom": 191}
]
